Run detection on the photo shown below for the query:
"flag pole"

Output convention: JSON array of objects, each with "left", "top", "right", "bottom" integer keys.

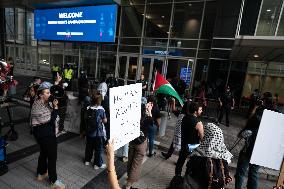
[{"left": 152, "top": 70, "right": 157, "bottom": 92}]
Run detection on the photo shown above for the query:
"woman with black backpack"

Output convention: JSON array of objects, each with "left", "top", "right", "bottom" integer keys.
[{"left": 83, "top": 91, "right": 108, "bottom": 170}]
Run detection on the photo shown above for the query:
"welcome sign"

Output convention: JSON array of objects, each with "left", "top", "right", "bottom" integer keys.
[{"left": 34, "top": 5, "right": 118, "bottom": 42}]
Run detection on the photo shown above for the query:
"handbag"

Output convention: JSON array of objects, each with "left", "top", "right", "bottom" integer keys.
[{"left": 207, "top": 158, "right": 226, "bottom": 189}]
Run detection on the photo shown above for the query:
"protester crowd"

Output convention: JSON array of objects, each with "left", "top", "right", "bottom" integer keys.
[{"left": 2, "top": 60, "right": 282, "bottom": 189}]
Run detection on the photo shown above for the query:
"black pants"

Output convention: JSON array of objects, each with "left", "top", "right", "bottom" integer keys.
[
  {"left": 58, "top": 106, "right": 67, "bottom": 131},
  {"left": 175, "top": 146, "right": 189, "bottom": 175},
  {"left": 85, "top": 136, "right": 105, "bottom": 167},
  {"left": 34, "top": 134, "right": 57, "bottom": 183},
  {"left": 218, "top": 105, "right": 231, "bottom": 126},
  {"left": 65, "top": 79, "right": 72, "bottom": 91},
  {"left": 165, "top": 142, "right": 175, "bottom": 158}
]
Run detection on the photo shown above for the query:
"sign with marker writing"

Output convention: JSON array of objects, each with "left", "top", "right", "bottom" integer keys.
[
  {"left": 110, "top": 83, "right": 142, "bottom": 150},
  {"left": 250, "top": 110, "right": 284, "bottom": 170}
]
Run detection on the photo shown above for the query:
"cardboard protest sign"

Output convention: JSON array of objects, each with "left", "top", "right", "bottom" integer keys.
[
  {"left": 250, "top": 110, "right": 284, "bottom": 170},
  {"left": 110, "top": 83, "right": 142, "bottom": 150}
]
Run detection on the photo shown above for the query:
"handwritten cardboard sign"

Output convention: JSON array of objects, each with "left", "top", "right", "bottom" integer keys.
[
  {"left": 250, "top": 110, "right": 284, "bottom": 170},
  {"left": 110, "top": 83, "right": 142, "bottom": 150}
]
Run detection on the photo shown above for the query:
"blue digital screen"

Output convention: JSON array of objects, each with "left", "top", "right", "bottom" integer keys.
[
  {"left": 180, "top": 67, "right": 191, "bottom": 85},
  {"left": 34, "top": 5, "right": 118, "bottom": 42}
]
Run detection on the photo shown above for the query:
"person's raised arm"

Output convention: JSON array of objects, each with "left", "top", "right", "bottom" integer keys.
[{"left": 106, "top": 139, "right": 121, "bottom": 189}]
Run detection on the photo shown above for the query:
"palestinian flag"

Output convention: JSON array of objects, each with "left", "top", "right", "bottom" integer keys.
[{"left": 153, "top": 71, "right": 184, "bottom": 106}]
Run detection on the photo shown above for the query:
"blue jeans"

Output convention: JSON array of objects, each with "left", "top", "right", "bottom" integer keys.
[
  {"left": 148, "top": 124, "right": 158, "bottom": 155},
  {"left": 117, "top": 143, "right": 129, "bottom": 157},
  {"left": 235, "top": 150, "right": 260, "bottom": 189}
]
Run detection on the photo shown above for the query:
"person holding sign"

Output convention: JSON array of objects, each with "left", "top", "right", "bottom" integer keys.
[
  {"left": 235, "top": 92, "right": 276, "bottom": 189},
  {"left": 125, "top": 99, "right": 152, "bottom": 189},
  {"left": 83, "top": 91, "right": 107, "bottom": 170}
]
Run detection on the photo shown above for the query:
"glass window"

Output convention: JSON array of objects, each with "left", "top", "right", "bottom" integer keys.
[
  {"left": 119, "top": 45, "right": 140, "bottom": 53},
  {"left": 171, "top": 2, "right": 204, "bottom": 39},
  {"left": 143, "top": 38, "right": 168, "bottom": 47},
  {"left": 81, "top": 49, "right": 97, "bottom": 77},
  {"left": 197, "top": 49, "right": 210, "bottom": 59},
  {"left": 256, "top": 0, "right": 283, "bottom": 36},
  {"left": 201, "top": 1, "right": 217, "bottom": 39},
  {"left": 26, "top": 47, "right": 37, "bottom": 71},
  {"left": 168, "top": 48, "right": 196, "bottom": 58},
  {"left": 16, "top": 8, "right": 25, "bottom": 43},
  {"left": 50, "top": 42, "right": 64, "bottom": 72},
  {"left": 213, "top": 0, "right": 241, "bottom": 37},
  {"left": 122, "top": 0, "right": 145, "bottom": 5},
  {"left": 147, "top": 0, "right": 173, "bottom": 3},
  {"left": 98, "top": 52, "right": 116, "bottom": 79},
  {"left": 38, "top": 47, "right": 50, "bottom": 72},
  {"left": 169, "top": 39, "right": 198, "bottom": 49},
  {"left": 144, "top": 3, "right": 172, "bottom": 38},
  {"left": 26, "top": 11, "right": 34, "bottom": 42},
  {"left": 118, "top": 56, "right": 127, "bottom": 79},
  {"left": 128, "top": 57, "right": 138, "bottom": 80},
  {"left": 121, "top": 5, "right": 144, "bottom": 37},
  {"left": 5, "top": 8, "right": 15, "bottom": 41},
  {"left": 166, "top": 58, "right": 192, "bottom": 87},
  {"left": 120, "top": 37, "right": 141, "bottom": 45},
  {"left": 277, "top": 9, "right": 284, "bottom": 36}
]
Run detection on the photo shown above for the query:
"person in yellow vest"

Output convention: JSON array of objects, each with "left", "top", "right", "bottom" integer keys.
[
  {"left": 51, "top": 64, "right": 60, "bottom": 81},
  {"left": 63, "top": 65, "right": 73, "bottom": 91}
]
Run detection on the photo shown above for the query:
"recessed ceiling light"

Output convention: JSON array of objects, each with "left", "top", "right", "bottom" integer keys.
[
  {"left": 161, "top": 16, "right": 165, "bottom": 18},
  {"left": 254, "top": 54, "right": 259, "bottom": 58},
  {"left": 188, "top": 3, "right": 192, "bottom": 6},
  {"left": 266, "top": 9, "right": 271, "bottom": 12},
  {"left": 142, "top": 13, "right": 144, "bottom": 15}
]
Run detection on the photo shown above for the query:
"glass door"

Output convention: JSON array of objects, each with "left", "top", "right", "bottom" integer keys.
[
  {"left": 141, "top": 56, "right": 165, "bottom": 92},
  {"left": 117, "top": 55, "right": 139, "bottom": 85}
]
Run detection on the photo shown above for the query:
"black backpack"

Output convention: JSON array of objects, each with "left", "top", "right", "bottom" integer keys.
[{"left": 85, "top": 108, "right": 100, "bottom": 134}]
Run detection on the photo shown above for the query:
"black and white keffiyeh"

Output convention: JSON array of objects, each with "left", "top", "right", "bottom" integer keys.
[{"left": 191, "top": 123, "right": 233, "bottom": 163}]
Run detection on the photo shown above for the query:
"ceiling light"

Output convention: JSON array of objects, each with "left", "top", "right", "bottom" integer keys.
[
  {"left": 254, "top": 54, "right": 259, "bottom": 58},
  {"left": 157, "top": 24, "right": 163, "bottom": 28},
  {"left": 266, "top": 9, "right": 271, "bottom": 12},
  {"left": 161, "top": 16, "right": 165, "bottom": 18},
  {"left": 142, "top": 13, "right": 144, "bottom": 15},
  {"left": 188, "top": 3, "right": 192, "bottom": 6}
]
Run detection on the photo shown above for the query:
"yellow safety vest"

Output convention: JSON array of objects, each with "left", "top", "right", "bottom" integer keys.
[
  {"left": 64, "top": 69, "right": 73, "bottom": 80},
  {"left": 52, "top": 66, "right": 60, "bottom": 72}
]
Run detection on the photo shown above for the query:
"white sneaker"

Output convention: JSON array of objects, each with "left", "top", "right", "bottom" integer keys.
[
  {"left": 94, "top": 164, "right": 106, "bottom": 170},
  {"left": 85, "top": 162, "right": 90, "bottom": 166},
  {"left": 51, "top": 180, "right": 65, "bottom": 189}
]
